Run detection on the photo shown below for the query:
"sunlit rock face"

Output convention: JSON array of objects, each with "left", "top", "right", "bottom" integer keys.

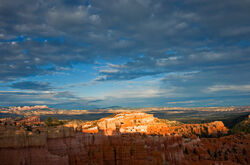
[
  {"left": 147, "top": 121, "right": 229, "bottom": 137},
  {"left": 0, "top": 112, "right": 249, "bottom": 165},
  {"left": 96, "top": 112, "right": 155, "bottom": 135},
  {"left": 81, "top": 112, "right": 228, "bottom": 137}
]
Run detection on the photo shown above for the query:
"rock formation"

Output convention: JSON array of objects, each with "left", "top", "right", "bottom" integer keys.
[
  {"left": 80, "top": 112, "right": 228, "bottom": 137},
  {"left": 0, "top": 112, "right": 249, "bottom": 165}
]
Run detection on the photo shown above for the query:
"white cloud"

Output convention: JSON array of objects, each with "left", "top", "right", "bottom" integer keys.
[
  {"left": 99, "top": 69, "right": 119, "bottom": 73},
  {"left": 102, "top": 86, "right": 161, "bottom": 99},
  {"left": 207, "top": 84, "right": 250, "bottom": 92},
  {"left": 156, "top": 56, "right": 180, "bottom": 66},
  {"left": 167, "top": 100, "right": 196, "bottom": 104}
]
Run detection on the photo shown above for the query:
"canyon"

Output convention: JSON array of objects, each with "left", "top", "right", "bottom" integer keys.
[
  {"left": 0, "top": 112, "right": 249, "bottom": 165},
  {"left": 1, "top": 105, "right": 249, "bottom": 117}
]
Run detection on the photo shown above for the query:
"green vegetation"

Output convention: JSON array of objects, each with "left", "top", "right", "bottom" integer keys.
[
  {"left": 152, "top": 110, "right": 249, "bottom": 129},
  {"left": 157, "top": 119, "right": 183, "bottom": 126},
  {"left": 231, "top": 117, "right": 250, "bottom": 134},
  {"left": 45, "top": 117, "right": 64, "bottom": 126}
]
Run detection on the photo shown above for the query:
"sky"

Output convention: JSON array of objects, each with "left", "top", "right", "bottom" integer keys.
[{"left": 0, "top": 0, "right": 250, "bottom": 109}]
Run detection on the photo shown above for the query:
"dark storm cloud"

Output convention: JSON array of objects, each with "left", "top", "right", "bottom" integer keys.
[{"left": 9, "top": 81, "right": 52, "bottom": 91}]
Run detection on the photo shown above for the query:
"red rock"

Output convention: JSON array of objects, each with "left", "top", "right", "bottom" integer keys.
[{"left": 0, "top": 112, "right": 248, "bottom": 165}]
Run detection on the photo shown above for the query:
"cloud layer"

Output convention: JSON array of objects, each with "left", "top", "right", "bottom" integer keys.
[
  {"left": 0, "top": 0, "right": 250, "bottom": 108},
  {"left": 9, "top": 81, "right": 52, "bottom": 91}
]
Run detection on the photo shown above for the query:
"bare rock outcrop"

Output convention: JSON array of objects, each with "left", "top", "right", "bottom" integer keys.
[
  {"left": 0, "top": 112, "right": 248, "bottom": 165},
  {"left": 81, "top": 112, "right": 228, "bottom": 137}
]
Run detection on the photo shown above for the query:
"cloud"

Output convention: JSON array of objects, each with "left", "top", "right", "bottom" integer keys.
[
  {"left": 0, "top": 90, "right": 102, "bottom": 109},
  {"left": 159, "top": 66, "right": 250, "bottom": 97},
  {"left": 207, "top": 85, "right": 250, "bottom": 92},
  {"left": 0, "top": 0, "right": 250, "bottom": 107},
  {"left": 96, "top": 48, "right": 249, "bottom": 82},
  {"left": 9, "top": 81, "right": 52, "bottom": 91},
  {"left": 0, "top": 0, "right": 249, "bottom": 82},
  {"left": 167, "top": 100, "right": 196, "bottom": 104},
  {"left": 103, "top": 87, "right": 161, "bottom": 99}
]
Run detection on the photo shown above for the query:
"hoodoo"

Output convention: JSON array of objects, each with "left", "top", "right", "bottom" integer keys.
[{"left": 0, "top": 112, "right": 249, "bottom": 165}]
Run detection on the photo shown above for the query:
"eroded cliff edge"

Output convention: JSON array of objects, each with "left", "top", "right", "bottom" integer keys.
[{"left": 0, "top": 112, "right": 249, "bottom": 165}]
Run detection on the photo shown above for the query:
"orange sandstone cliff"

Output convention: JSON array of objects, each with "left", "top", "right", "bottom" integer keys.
[
  {"left": 0, "top": 112, "right": 249, "bottom": 165},
  {"left": 79, "top": 112, "right": 228, "bottom": 137}
]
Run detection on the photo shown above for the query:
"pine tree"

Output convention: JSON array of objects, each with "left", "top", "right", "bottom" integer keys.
[{"left": 46, "top": 117, "right": 52, "bottom": 126}]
